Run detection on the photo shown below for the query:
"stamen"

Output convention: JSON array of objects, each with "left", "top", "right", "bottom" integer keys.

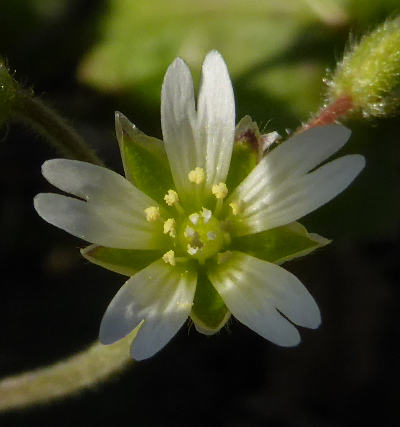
[
  {"left": 184, "top": 226, "right": 195, "bottom": 238},
  {"left": 201, "top": 207, "right": 212, "bottom": 224},
  {"left": 163, "top": 218, "right": 176, "bottom": 238},
  {"left": 188, "top": 167, "right": 205, "bottom": 184},
  {"left": 162, "top": 250, "right": 176, "bottom": 266},
  {"left": 145, "top": 206, "right": 160, "bottom": 222},
  {"left": 164, "top": 189, "right": 179, "bottom": 206},
  {"left": 189, "top": 213, "right": 200, "bottom": 225},
  {"left": 229, "top": 201, "right": 240, "bottom": 216},
  {"left": 187, "top": 245, "right": 199, "bottom": 255},
  {"left": 212, "top": 182, "right": 228, "bottom": 199}
]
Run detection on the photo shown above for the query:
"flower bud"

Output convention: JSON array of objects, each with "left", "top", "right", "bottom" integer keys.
[{"left": 327, "top": 18, "right": 400, "bottom": 119}]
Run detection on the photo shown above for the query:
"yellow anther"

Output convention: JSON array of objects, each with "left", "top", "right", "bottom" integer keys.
[
  {"left": 145, "top": 206, "right": 160, "bottom": 222},
  {"left": 188, "top": 167, "right": 205, "bottom": 184},
  {"left": 212, "top": 182, "right": 228, "bottom": 199},
  {"left": 162, "top": 250, "right": 176, "bottom": 266},
  {"left": 229, "top": 201, "right": 240, "bottom": 216},
  {"left": 163, "top": 218, "right": 176, "bottom": 238},
  {"left": 164, "top": 189, "right": 179, "bottom": 206}
]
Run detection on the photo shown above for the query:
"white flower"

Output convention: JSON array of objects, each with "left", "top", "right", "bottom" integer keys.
[{"left": 34, "top": 51, "right": 365, "bottom": 360}]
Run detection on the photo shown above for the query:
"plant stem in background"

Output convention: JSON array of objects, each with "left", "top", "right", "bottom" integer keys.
[
  {"left": 13, "top": 92, "right": 103, "bottom": 166},
  {"left": 0, "top": 331, "right": 136, "bottom": 412}
]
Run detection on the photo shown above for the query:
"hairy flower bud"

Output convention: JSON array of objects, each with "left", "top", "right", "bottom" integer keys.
[{"left": 327, "top": 17, "right": 400, "bottom": 119}]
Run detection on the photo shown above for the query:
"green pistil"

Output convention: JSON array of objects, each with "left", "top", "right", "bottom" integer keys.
[{"left": 178, "top": 210, "right": 225, "bottom": 263}]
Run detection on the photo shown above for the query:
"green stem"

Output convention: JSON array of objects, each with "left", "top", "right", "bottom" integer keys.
[
  {"left": 0, "top": 330, "right": 137, "bottom": 412},
  {"left": 13, "top": 91, "right": 103, "bottom": 166}
]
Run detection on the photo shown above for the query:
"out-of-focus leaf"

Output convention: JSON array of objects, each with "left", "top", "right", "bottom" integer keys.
[
  {"left": 78, "top": 0, "right": 311, "bottom": 106},
  {"left": 247, "top": 62, "right": 325, "bottom": 122}
]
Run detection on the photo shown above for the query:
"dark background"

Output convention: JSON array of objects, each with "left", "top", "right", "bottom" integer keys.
[{"left": 0, "top": 1, "right": 399, "bottom": 426}]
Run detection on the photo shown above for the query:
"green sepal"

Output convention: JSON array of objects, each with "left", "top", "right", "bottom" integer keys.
[
  {"left": 230, "top": 222, "right": 330, "bottom": 265},
  {"left": 115, "top": 112, "right": 174, "bottom": 203},
  {"left": 81, "top": 244, "right": 163, "bottom": 276},
  {"left": 190, "top": 271, "right": 230, "bottom": 335},
  {"left": 226, "top": 116, "right": 259, "bottom": 192}
]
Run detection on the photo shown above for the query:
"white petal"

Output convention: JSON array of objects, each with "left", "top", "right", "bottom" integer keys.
[
  {"left": 99, "top": 259, "right": 196, "bottom": 360},
  {"left": 230, "top": 125, "right": 350, "bottom": 207},
  {"left": 161, "top": 57, "right": 197, "bottom": 202},
  {"left": 196, "top": 51, "right": 235, "bottom": 189},
  {"left": 161, "top": 52, "right": 235, "bottom": 207},
  {"left": 36, "top": 159, "right": 166, "bottom": 248},
  {"left": 236, "top": 154, "right": 365, "bottom": 234},
  {"left": 230, "top": 126, "right": 364, "bottom": 235},
  {"left": 42, "top": 159, "right": 155, "bottom": 210},
  {"left": 34, "top": 193, "right": 165, "bottom": 249},
  {"left": 208, "top": 252, "right": 321, "bottom": 346}
]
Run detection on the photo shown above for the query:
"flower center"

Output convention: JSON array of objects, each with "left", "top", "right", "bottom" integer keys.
[{"left": 178, "top": 209, "right": 225, "bottom": 263}]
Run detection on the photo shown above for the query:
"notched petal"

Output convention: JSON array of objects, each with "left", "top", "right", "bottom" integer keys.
[
  {"left": 100, "top": 259, "right": 197, "bottom": 360},
  {"left": 208, "top": 252, "right": 321, "bottom": 346}
]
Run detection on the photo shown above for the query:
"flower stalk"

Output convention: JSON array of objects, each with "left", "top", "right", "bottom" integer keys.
[
  {"left": 301, "top": 95, "right": 354, "bottom": 131},
  {"left": 12, "top": 91, "right": 103, "bottom": 166},
  {"left": 0, "top": 331, "right": 136, "bottom": 412}
]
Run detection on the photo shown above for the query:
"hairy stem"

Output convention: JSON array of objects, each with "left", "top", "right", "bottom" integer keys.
[
  {"left": 13, "top": 91, "right": 103, "bottom": 166},
  {"left": 0, "top": 89, "right": 137, "bottom": 413},
  {"left": 0, "top": 330, "right": 136, "bottom": 412}
]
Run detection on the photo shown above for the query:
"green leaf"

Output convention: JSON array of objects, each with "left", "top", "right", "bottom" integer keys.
[
  {"left": 230, "top": 222, "right": 330, "bottom": 265},
  {"left": 81, "top": 244, "right": 163, "bottom": 276},
  {"left": 115, "top": 112, "right": 174, "bottom": 203},
  {"left": 190, "top": 272, "right": 230, "bottom": 335}
]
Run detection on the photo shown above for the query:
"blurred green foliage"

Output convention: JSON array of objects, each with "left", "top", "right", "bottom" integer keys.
[{"left": 77, "top": 0, "right": 400, "bottom": 127}]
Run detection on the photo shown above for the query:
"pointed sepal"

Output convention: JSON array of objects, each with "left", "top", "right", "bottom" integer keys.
[
  {"left": 230, "top": 222, "right": 330, "bottom": 265},
  {"left": 190, "top": 272, "right": 230, "bottom": 335},
  {"left": 115, "top": 112, "right": 175, "bottom": 203},
  {"left": 226, "top": 115, "right": 279, "bottom": 192},
  {"left": 81, "top": 244, "right": 163, "bottom": 276}
]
